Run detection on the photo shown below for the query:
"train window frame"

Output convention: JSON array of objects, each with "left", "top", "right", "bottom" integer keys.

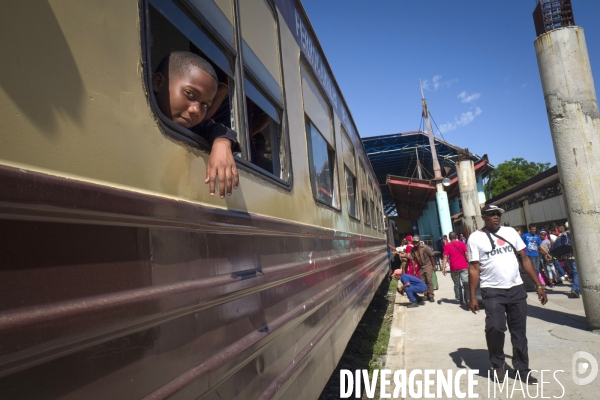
[
  {"left": 300, "top": 62, "right": 340, "bottom": 211},
  {"left": 141, "top": 0, "right": 293, "bottom": 191},
  {"left": 370, "top": 199, "right": 376, "bottom": 230},
  {"left": 341, "top": 127, "right": 358, "bottom": 220},
  {"left": 237, "top": 0, "right": 291, "bottom": 182},
  {"left": 362, "top": 191, "right": 370, "bottom": 227},
  {"left": 344, "top": 166, "right": 358, "bottom": 220},
  {"left": 306, "top": 120, "right": 339, "bottom": 209}
]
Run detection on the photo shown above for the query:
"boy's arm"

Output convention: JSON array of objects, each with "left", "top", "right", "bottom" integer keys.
[
  {"left": 193, "top": 120, "right": 241, "bottom": 198},
  {"left": 207, "top": 138, "right": 239, "bottom": 198},
  {"left": 195, "top": 119, "right": 241, "bottom": 153}
]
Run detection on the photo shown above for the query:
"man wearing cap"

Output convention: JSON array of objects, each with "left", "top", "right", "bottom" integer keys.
[
  {"left": 410, "top": 235, "right": 437, "bottom": 302},
  {"left": 467, "top": 204, "right": 548, "bottom": 385}
]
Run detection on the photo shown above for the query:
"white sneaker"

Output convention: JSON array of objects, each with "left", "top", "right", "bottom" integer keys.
[{"left": 564, "top": 275, "right": 570, "bottom": 281}]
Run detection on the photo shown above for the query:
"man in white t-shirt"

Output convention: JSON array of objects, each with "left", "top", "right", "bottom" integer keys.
[{"left": 467, "top": 204, "right": 548, "bottom": 385}]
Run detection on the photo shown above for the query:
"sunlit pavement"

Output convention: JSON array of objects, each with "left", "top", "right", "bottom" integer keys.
[{"left": 385, "top": 273, "right": 600, "bottom": 399}]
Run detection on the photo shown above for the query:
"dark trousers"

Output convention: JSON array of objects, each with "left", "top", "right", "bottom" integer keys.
[
  {"left": 419, "top": 264, "right": 435, "bottom": 299},
  {"left": 405, "top": 281, "right": 427, "bottom": 303},
  {"left": 480, "top": 284, "right": 529, "bottom": 371}
]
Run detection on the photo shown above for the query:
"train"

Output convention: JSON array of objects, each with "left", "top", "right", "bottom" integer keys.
[{"left": 0, "top": 0, "right": 388, "bottom": 398}]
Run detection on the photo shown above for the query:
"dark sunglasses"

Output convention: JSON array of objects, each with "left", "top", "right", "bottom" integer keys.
[{"left": 485, "top": 212, "right": 502, "bottom": 217}]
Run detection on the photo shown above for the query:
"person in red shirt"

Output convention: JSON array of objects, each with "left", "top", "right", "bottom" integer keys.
[
  {"left": 442, "top": 232, "right": 469, "bottom": 306},
  {"left": 403, "top": 235, "right": 420, "bottom": 278}
]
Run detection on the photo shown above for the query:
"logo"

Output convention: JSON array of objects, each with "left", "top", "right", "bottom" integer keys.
[
  {"left": 572, "top": 351, "right": 599, "bottom": 385},
  {"left": 496, "top": 239, "right": 505, "bottom": 246}
]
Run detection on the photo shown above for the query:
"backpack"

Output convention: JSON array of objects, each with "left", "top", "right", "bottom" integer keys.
[{"left": 550, "top": 232, "right": 573, "bottom": 257}]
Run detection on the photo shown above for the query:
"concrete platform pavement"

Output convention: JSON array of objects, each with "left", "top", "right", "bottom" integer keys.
[{"left": 385, "top": 273, "right": 600, "bottom": 399}]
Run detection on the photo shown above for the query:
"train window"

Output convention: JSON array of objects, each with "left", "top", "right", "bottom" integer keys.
[
  {"left": 238, "top": 0, "right": 288, "bottom": 179},
  {"left": 371, "top": 199, "right": 376, "bottom": 229},
  {"left": 341, "top": 128, "right": 357, "bottom": 219},
  {"left": 359, "top": 164, "right": 368, "bottom": 225},
  {"left": 147, "top": 0, "right": 237, "bottom": 148},
  {"left": 245, "top": 77, "right": 282, "bottom": 175},
  {"left": 362, "top": 192, "right": 370, "bottom": 226},
  {"left": 146, "top": 0, "right": 291, "bottom": 184},
  {"left": 345, "top": 167, "right": 357, "bottom": 218},
  {"left": 307, "top": 122, "right": 337, "bottom": 206},
  {"left": 301, "top": 64, "right": 338, "bottom": 209}
]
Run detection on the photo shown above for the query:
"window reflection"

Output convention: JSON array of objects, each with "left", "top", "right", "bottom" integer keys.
[{"left": 308, "top": 122, "right": 335, "bottom": 205}]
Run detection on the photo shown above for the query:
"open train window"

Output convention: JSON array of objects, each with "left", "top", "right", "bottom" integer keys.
[
  {"left": 144, "top": 0, "right": 290, "bottom": 185},
  {"left": 301, "top": 63, "right": 339, "bottom": 209}
]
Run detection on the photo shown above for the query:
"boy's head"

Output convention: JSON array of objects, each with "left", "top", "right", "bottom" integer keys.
[{"left": 152, "top": 51, "right": 218, "bottom": 128}]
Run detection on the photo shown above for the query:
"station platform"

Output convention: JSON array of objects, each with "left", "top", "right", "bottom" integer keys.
[{"left": 386, "top": 273, "right": 600, "bottom": 399}]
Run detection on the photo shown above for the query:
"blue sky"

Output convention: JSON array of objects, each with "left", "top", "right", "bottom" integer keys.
[{"left": 300, "top": 0, "right": 600, "bottom": 167}]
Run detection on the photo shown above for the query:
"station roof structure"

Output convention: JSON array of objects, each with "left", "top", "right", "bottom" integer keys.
[{"left": 362, "top": 131, "right": 493, "bottom": 220}]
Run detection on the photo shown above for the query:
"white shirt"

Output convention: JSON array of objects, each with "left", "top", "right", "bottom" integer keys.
[{"left": 467, "top": 226, "right": 526, "bottom": 289}]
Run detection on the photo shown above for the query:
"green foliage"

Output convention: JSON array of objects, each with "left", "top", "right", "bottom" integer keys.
[{"left": 488, "top": 158, "right": 551, "bottom": 198}]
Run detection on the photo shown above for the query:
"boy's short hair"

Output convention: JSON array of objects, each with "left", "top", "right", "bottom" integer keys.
[{"left": 155, "top": 51, "right": 218, "bottom": 82}]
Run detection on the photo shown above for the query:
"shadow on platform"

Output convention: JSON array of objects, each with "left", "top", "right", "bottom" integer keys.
[
  {"left": 449, "top": 348, "right": 509, "bottom": 378},
  {"left": 526, "top": 304, "right": 589, "bottom": 331}
]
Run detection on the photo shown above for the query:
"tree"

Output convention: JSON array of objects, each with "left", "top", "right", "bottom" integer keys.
[{"left": 488, "top": 158, "right": 551, "bottom": 198}]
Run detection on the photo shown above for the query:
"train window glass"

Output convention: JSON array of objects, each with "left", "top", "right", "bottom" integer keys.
[
  {"left": 301, "top": 65, "right": 333, "bottom": 145},
  {"left": 341, "top": 128, "right": 357, "bottom": 218},
  {"left": 301, "top": 63, "right": 338, "bottom": 208},
  {"left": 245, "top": 78, "right": 281, "bottom": 175},
  {"left": 239, "top": 0, "right": 281, "bottom": 101},
  {"left": 307, "top": 122, "right": 337, "bottom": 207},
  {"left": 363, "top": 192, "right": 370, "bottom": 226},
  {"left": 371, "top": 199, "right": 376, "bottom": 229},
  {"left": 341, "top": 128, "right": 355, "bottom": 175},
  {"left": 345, "top": 166, "right": 357, "bottom": 218},
  {"left": 148, "top": 0, "right": 236, "bottom": 146}
]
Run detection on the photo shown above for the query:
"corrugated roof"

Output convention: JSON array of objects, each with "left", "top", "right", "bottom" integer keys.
[{"left": 363, "top": 131, "right": 493, "bottom": 217}]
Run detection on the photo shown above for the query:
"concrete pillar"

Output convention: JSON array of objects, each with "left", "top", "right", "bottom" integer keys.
[
  {"left": 435, "top": 184, "right": 453, "bottom": 238},
  {"left": 535, "top": 26, "right": 600, "bottom": 331},
  {"left": 456, "top": 150, "right": 484, "bottom": 238}
]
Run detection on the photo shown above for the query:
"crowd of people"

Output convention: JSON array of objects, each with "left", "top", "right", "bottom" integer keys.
[
  {"left": 511, "top": 221, "right": 579, "bottom": 297},
  {"left": 388, "top": 218, "right": 579, "bottom": 307},
  {"left": 387, "top": 204, "right": 582, "bottom": 384}
]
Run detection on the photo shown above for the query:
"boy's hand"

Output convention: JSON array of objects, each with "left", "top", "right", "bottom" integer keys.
[{"left": 205, "top": 138, "right": 239, "bottom": 198}]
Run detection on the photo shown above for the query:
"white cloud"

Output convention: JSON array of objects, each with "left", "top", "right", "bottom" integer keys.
[
  {"left": 422, "top": 75, "right": 458, "bottom": 91},
  {"left": 439, "top": 107, "right": 483, "bottom": 133},
  {"left": 457, "top": 91, "right": 481, "bottom": 103}
]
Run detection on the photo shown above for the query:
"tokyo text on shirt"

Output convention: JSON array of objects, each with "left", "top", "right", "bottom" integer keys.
[{"left": 467, "top": 226, "right": 526, "bottom": 289}]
